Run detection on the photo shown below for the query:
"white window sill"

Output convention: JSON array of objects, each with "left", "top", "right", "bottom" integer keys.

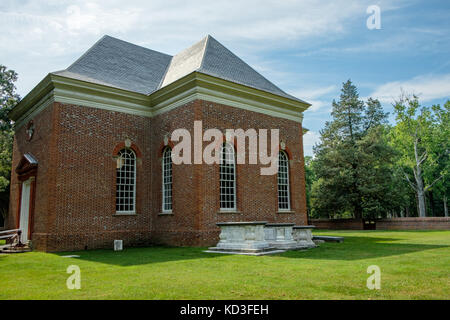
[
  {"left": 158, "top": 211, "right": 174, "bottom": 216},
  {"left": 114, "top": 212, "right": 137, "bottom": 216},
  {"left": 277, "top": 210, "right": 295, "bottom": 214},
  {"left": 218, "top": 210, "right": 242, "bottom": 214}
]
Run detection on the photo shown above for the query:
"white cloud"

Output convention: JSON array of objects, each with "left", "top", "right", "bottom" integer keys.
[
  {"left": 303, "top": 131, "right": 321, "bottom": 156},
  {"left": 293, "top": 85, "right": 336, "bottom": 100},
  {"left": 0, "top": 0, "right": 403, "bottom": 95},
  {"left": 290, "top": 85, "right": 336, "bottom": 111},
  {"left": 369, "top": 74, "right": 450, "bottom": 103}
]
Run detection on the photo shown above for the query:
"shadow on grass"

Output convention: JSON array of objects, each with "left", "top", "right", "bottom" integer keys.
[
  {"left": 279, "top": 235, "right": 448, "bottom": 261},
  {"left": 52, "top": 234, "right": 449, "bottom": 266},
  {"left": 53, "top": 246, "right": 222, "bottom": 266}
]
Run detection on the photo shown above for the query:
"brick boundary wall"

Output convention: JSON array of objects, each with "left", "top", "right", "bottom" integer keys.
[
  {"left": 309, "top": 219, "right": 365, "bottom": 230},
  {"left": 376, "top": 217, "right": 450, "bottom": 230},
  {"left": 310, "top": 217, "right": 450, "bottom": 230}
]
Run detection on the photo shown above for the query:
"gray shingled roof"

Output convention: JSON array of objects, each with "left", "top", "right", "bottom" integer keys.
[
  {"left": 54, "top": 35, "right": 172, "bottom": 94},
  {"left": 52, "top": 35, "right": 306, "bottom": 103}
]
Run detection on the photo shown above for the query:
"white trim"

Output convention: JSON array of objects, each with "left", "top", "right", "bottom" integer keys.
[
  {"left": 19, "top": 179, "right": 32, "bottom": 243},
  {"left": 152, "top": 90, "right": 304, "bottom": 123},
  {"left": 53, "top": 92, "right": 152, "bottom": 118},
  {"left": 15, "top": 92, "right": 55, "bottom": 130},
  {"left": 158, "top": 211, "right": 173, "bottom": 215},
  {"left": 113, "top": 211, "right": 136, "bottom": 216},
  {"left": 196, "top": 73, "right": 308, "bottom": 111},
  {"left": 152, "top": 87, "right": 198, "bottom": 116},
  {"left": 11, "top": 72, "right": 307, "bottom": 127},
  {"left": 197, "top": 91, "right": 303, "bottom": 123}
]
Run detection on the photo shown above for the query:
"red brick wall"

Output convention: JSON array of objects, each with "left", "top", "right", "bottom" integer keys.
[
  {"left": 48, "top": 102, "right": 153, "bottom": 251},
  {"left": 9, "top": 99, "right": 308, "bottom": 251},
  {"left": 150, "top": 101, "right": 201, "bottom": 246},
  {"left": 150, "top": 100, "right": 308, "bottom": 246},
  {"left": 8, "top": 103, "right": 57, "bottom": 250}
]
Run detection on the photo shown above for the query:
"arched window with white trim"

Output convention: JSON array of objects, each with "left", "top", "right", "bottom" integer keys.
[
  {"left": 162, "top": 147, "right": 173, "bottom": 212},
  {"left": 116, "top": 149, "right": 136, "bottom": 213},
  {"left": 277, "top": 151, "right": 290, "bottom": 211},
  {"left": 220, "top": 142, "right": 236, "bottom": 210}
]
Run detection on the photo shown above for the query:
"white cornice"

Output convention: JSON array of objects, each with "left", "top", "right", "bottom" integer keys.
[
  {"left": 11, "top": 72, "right": 307, "bottom": 127},
  {"left": 15, "top": 91, "right": 55, "bottom": 129}
]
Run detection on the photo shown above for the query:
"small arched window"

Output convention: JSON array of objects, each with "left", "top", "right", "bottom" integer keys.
[
  {"left": 116, "top": 149, "right": 136, "bottom": 213},
  {"left": 162, "top": 147, "right": 173, "bottom": 212},
  {"left": 220, "top": 142, "right": 236, "bottom": 210},
  {"left": 277, "top": 151, "right": 290, "bottom": 211}
]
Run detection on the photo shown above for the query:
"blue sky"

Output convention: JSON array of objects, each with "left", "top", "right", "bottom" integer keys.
[{"left": 1, "top": 0, "right": 449, "bottom": 156}]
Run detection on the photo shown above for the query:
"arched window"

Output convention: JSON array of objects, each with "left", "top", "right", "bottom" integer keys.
[
  {"left": 277, "top": 151, "right": 290, "bottom": 210},
  {"left": 116, "top": 149, "right": 136, "bottom": 213},
  {"left": 162, "top": 147, "right": 172, "bottom": 212},
  {"left": 220, "top": 142, "right": 236, "bottom": 210}
]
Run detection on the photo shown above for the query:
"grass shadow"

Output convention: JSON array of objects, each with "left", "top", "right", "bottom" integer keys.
[
  {"left": 279, "top": 234, "right": 449, "bottom": 261},
  {"left": 51, "top": 231, "right": 450, "bottom": 265},
  {"left": 53, "top": 245, "right": 221, "bottom": 266}
]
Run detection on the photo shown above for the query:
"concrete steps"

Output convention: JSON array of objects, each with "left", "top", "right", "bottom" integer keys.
[{"left": 0, "top": 243, "right": 32, "bottom": 253}]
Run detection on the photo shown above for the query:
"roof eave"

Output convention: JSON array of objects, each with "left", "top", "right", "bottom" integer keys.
[
  {"left": 194, "top": 72, "right": 311, "bottom": 112},
  {"left": 150, "top": 71, "right": 308, "bottom": 123},
  {"left": 11, "top": 69, "right": 310, "bottom": 125},
  {"left": 10, "top": 73, "right": 152, "bottom": 124},
  {"left": 9, "top": 74, "right": 54, "bottom": 122},
  {"left": 151, "top": 71, "right": 311, "bottom": 112}
]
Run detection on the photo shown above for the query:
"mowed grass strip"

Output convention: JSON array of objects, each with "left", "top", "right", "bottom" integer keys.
[{"left": 0, "top": 230, "right": 449, "bottom": 299}]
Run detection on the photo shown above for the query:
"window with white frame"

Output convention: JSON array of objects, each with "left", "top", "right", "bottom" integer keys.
[
  {"left": 116, "top": 149, "right": 136, "bottom": 213},
  {"left": 278, "top": 151, "right": 290, "bottom": 210},
  {"left": 220, "top": 142, "right": 236, "bottom": 210},
  {"left": 162, "top": 147, "right": 172, "bottom": 212}
]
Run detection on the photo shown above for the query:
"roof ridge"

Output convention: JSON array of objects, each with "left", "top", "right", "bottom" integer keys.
[
  {"left": 156, "top": 56, "right": 174, "bottom": 91},
  {"left": 198, "top": 34, "right": 211, "bottom": 71},
  {"left": 197, "top": 36, "right": 296, "bottom": 98},
  {"left": 159, "top": 35, "right": 209, "bottom": 88}
]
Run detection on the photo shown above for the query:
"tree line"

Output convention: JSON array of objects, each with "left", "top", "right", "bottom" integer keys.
[
  {"left": 0, "top": 65, "right": 19, "bottom": 227},
  {"left": 306, "top": 80, "right": 449, "bottom": 219}
]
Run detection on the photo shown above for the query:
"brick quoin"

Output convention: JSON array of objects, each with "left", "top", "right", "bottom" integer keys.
[{"left": 9, "top": 99, "right": 308, "bottom": 252}]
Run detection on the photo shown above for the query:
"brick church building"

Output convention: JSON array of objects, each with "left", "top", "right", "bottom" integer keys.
[{"left": 7, "top": 35, "right": 310, "bottom": 252}]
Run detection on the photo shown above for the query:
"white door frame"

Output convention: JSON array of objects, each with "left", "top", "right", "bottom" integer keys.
[{"left": 19, "top": 178, "right": 32, "bottom": 243}]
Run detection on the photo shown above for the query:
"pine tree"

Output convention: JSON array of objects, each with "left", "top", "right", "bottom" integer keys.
[{"left": 311, "top": 80, "right": 395, "bottom": 219}]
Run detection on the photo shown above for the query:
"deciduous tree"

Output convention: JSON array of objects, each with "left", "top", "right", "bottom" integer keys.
[
  {"left": 0, "top": 65, "right": 20, "bottom": 226},
  {"left": 391, "top": 96, "right": 449, "bottom": 217}
]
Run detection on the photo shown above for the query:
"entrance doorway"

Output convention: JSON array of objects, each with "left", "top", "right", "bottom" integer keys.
[{"left": 19, "top": 179, "right": 32, "bottom": 243}]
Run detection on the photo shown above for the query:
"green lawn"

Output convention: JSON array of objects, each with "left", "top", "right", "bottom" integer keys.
[{"left": 0, "top": 230, "right": 449, "bottom": 299}]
